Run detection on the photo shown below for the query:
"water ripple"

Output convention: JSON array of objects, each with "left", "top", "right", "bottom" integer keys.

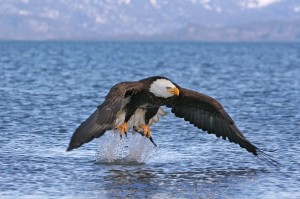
[{"left": 0, "top": 41, "right": 299, "bottom": 198}]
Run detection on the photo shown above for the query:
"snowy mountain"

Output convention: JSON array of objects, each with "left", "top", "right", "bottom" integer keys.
[{"left": 0, "top": 0, "right": 299, "bottom": 41}]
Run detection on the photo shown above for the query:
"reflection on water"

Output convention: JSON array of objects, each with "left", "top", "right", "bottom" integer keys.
[
  {"left": 95, "top": 163, "right": 260, "bottom": 199},
  {"left": 104, "top": 168, "right": 158, "bottom": 198}
]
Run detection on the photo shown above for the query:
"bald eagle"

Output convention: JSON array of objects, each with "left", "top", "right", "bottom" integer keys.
[{"left": 67, "top": 76, "right": 277, "bottom": 165}]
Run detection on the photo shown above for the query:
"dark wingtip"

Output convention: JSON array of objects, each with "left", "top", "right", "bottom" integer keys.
[
  {"left": 66, "top": 138, "right": 76, "bottom": 152},
  {"left": 66, "top": 141, "right": 83, "bottom": 152},
  {"left": 66, "top": 142, "right": 75, "bottom": 151},
  {"left": 256, "top": 148, "right": 280, "bottom": 167},
  {"left": 242, "top": 140, "right": 279, "bottom": 167},
  {"left": 66, "top": 146, "right": 73, "bottom": 152}
]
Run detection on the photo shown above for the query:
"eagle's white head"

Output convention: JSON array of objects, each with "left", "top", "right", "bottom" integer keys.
[{"left": 149, "top": 78, "right": 180, "bottom": 98}]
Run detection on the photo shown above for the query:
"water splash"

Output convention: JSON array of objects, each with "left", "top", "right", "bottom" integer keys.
[{"left": 95, "top": 131, "right": 158, "bottom": 164}]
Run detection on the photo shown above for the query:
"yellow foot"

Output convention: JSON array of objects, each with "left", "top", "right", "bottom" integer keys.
[
  {"left": 116, "top": 122, "right": 127, "bottom": 138},
  {"left": 139, "top": 124, "right": 151, "bottom": 138}
]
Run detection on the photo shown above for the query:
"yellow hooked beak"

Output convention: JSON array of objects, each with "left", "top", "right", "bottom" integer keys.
[{"left": 168, "top": 87, "right": 180, "bottom": 96}]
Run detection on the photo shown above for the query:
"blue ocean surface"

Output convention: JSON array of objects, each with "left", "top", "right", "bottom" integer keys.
[{"left": 0, "top": 41, "right": 299, "bottom": 198}]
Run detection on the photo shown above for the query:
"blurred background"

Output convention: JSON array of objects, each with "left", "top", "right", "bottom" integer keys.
[{"left": 1, "top": 0, "right": 300, "bottom": 42}]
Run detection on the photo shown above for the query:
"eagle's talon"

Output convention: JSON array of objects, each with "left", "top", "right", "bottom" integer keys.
[
  {"left": 117, "top": 122, "right": 127, "bottom": 139},
  {"left": 149, "top": 136, "right": 157, "bottom": 147},
  {"left": 139, "top": 124, "right": 151, "bottom": 138}
]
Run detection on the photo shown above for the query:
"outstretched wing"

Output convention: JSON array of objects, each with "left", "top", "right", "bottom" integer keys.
[
  {"left": 66, "top": 101, "right": 118, "bottom": 151},
  {"left": 67, "top": 81, "right": 143, "bottom": 151},
  {"left": 167, "top": 88, "right": 259, "bottom": 155}
]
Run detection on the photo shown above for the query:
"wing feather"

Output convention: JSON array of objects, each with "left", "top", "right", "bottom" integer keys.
[
  {"left": 168, "top": 88, "right": 259, "bottom": 155},
  {"left": 67, "top": 102, "right": 116, "bottom": 151},
  {"left": 67, "top": 81, "right": 144, "bottom": 151}
]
